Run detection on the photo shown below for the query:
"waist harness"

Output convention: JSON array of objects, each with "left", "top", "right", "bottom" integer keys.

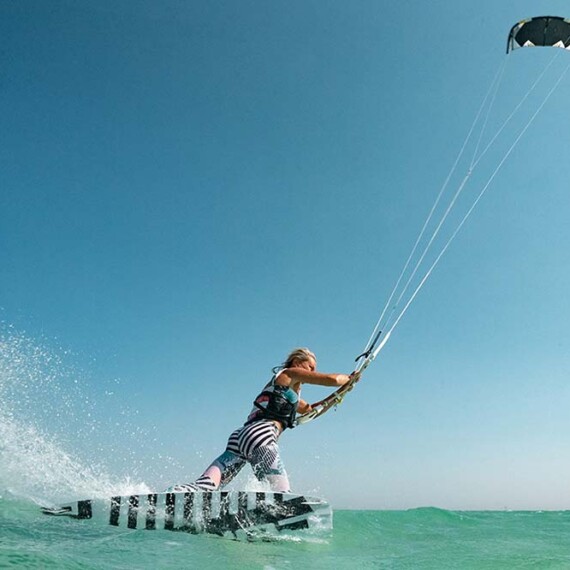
[{"left": 249, "top": 376, "right": 299, "bottom": 429}]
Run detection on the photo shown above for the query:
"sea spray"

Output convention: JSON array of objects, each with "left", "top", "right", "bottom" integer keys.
[{"left": 0, "top": 324, "right": 178, "bottom": 504}]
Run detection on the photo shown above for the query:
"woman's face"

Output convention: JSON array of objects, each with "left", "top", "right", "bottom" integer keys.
[{"left": 294, "top": 357, "right": 316, "bottom": 372}]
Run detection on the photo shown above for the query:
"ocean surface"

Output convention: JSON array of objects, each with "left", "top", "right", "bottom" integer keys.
[{"left": 2, "top": 495, "right": 570, "bottom": 569}]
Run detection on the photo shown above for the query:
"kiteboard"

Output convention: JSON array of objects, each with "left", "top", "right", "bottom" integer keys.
[{"left": 41, "top": 490, "right": 332, "bottom": 540}]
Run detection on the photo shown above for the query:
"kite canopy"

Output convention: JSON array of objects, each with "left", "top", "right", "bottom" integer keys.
[{"left": 507, "top": 16, "right": 570, "bottom": 53}]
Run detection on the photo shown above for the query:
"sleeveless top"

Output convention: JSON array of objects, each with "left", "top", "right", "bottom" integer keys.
[{"left": 245, "top": 370, "right": 299, "bottom": 429}]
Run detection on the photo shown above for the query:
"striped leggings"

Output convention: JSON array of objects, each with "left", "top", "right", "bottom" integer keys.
[{"left": 191, "top": 420, "right": 291, "bottom": 493}]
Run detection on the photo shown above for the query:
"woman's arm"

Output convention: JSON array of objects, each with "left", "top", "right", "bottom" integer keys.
[
  {"left": 278, "top": 367, "right": 352, "bottom": 389},
  {"left": 296, "top": 399, "right": 313, "bottom": 414}
]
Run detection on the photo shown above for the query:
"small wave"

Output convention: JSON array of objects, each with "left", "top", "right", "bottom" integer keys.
[{"left": 406, "top": 506, "right": 463, "bottom": 519}]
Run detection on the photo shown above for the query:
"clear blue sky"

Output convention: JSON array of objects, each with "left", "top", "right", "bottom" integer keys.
[{"left": 2, "top": 1, "right": 570, "bottom": 510}]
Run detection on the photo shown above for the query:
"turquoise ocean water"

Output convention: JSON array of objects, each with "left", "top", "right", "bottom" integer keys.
[
  {"left": 3, "top": 495, "right": 570, "bottom": 569},
  {"left": 2, "top": 330, "right": 570, "bottom": 568}
]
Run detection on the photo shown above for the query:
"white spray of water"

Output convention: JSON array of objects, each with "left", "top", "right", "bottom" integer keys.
[{"left": 0, "top": 325, "right": 173, "bottom": 504}]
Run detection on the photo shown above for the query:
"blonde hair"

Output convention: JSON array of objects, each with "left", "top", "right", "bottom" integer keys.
[{"left": 282, "top": 347, "right": 317, "bottom": 369}]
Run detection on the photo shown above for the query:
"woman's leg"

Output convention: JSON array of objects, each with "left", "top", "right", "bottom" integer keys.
[
  {"left": 192, "top": 450, "right": 246, "bottom": 490},
  {"left": 249, "top": 443, "right": 291, "bottom": 492},
  {"left": 167, "top": 430, "right": 246, "bottom": 493}
]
